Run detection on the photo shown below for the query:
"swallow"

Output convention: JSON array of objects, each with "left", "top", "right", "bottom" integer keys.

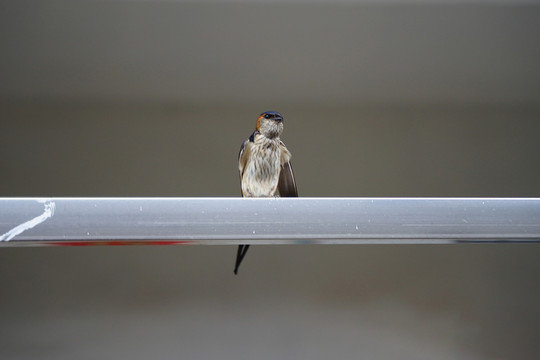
[{"left": 234, "top": 110, "right": 298, "bottom": 274}]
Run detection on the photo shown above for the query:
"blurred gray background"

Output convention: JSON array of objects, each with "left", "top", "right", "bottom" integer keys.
[{"left": 1, "top": 1, "right": 540, "bottom": 359}]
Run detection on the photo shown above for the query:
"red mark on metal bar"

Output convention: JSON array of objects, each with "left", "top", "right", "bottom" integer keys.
[{"left": 47, "top": 240, "right": 192, "bottom": 246}]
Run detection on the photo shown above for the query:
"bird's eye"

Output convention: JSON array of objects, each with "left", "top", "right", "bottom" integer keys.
[{"left": 264, "top": 114, "right": 271, "bottom": 119}]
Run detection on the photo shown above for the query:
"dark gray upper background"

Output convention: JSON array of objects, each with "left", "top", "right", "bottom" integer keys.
[
  {"left": 1, "top": 1, "right": 540, "bottom": 359},
  {"left": 2, "top": 2, "right": 540, "bottom": 104}
]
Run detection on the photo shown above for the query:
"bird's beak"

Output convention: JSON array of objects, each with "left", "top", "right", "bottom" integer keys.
[{"left": 275, "top": 116, "right": 283, "bottom": 122}]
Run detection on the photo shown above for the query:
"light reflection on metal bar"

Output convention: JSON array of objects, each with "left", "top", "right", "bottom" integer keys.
[{"left": 0, "top": 198, "right": 539, "bottom": 246}]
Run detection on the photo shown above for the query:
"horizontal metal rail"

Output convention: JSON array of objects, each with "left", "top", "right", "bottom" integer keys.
[{"left": 0, "top": 198, "right": 539, "bottom": 246}]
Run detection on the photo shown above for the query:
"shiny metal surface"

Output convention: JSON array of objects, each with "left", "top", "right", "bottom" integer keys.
[{"left": 1, "top": 198, "right": 539, "bottom": 246}]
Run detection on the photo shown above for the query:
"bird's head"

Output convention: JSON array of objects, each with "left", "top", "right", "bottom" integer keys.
[{"left": 256, "top": 111, "right": 284, "bottom": 139}]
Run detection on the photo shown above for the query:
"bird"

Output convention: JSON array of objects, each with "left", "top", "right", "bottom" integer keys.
[{"left": 234, "top": 110, "right": 298, "bottom": 274}]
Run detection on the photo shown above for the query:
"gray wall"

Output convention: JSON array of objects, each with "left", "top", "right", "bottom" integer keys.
[{"left": 1, "top": 2, "right": 540, "bottom": 359}]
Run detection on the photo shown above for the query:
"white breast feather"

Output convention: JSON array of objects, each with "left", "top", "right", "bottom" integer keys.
[{"left": 241, "top": 136, "right": 283, "bottom": 197}]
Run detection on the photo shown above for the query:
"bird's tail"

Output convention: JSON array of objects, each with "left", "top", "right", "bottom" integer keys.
[{"left": 234, "top": 244, "right": 250, "bottom": 275}]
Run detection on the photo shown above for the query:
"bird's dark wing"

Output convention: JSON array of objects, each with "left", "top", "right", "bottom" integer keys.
[
  {"left": 238, "top": 131, "right": 257, "bottom": 179},
  {"left": 278, "top": 161, "right": 298, "bottom": 197},
  {"left": 238, "top": 140, "right": 249, "bottom": 179},
  {"left": 235, "top": 133, "right": 257, "bottom": 274}
]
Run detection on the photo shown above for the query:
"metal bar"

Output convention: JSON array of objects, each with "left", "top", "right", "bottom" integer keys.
[{"left": 0, "top": 198, "right": 539, "bottom": 246}]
